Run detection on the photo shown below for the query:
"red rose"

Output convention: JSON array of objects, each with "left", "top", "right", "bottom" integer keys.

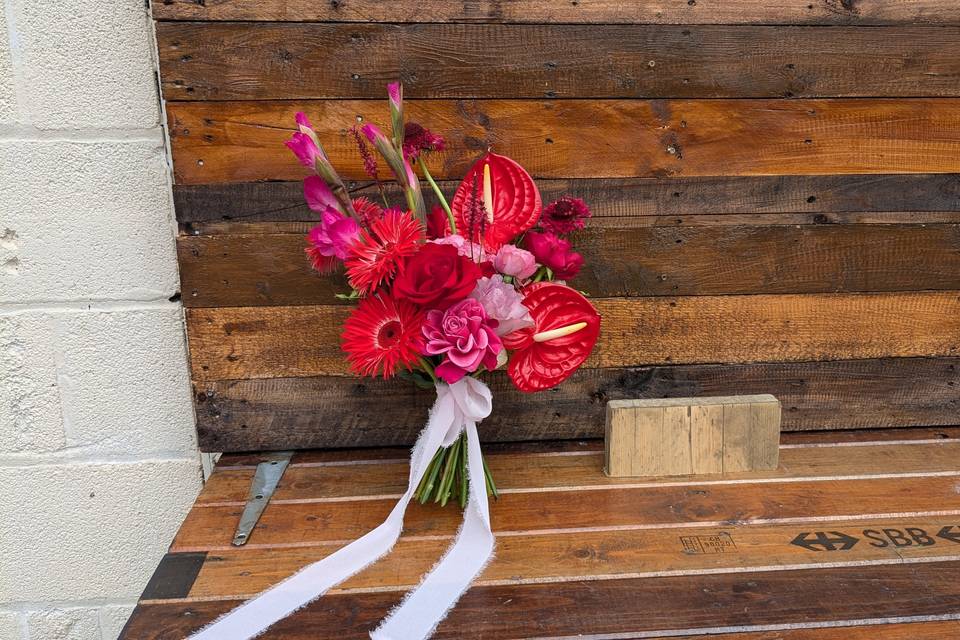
[
  {"left": 426, "top": 205, "right": 450, "bottom": 240},
  {"left": 393, "top": 243, "right": 482, "bottom": 310},
  {"left": 523, "top": 231, "right": 584, "bottom": 280}
]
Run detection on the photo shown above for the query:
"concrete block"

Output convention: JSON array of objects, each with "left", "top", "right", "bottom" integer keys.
[
  {"left": 26, "top": 608, "right": 99, "bottom": 640},
  {"left": 0, "top": 313, "right": 65, "bottom": 453},
  {"left": 98, "top": 604, "right": 135, "bottom": 640},
  {"left": 0, "top": 459, "right": 201, "bottom": 604},
  {"left": 0, "top": 611, "right": 22, "bottom": 640},
  {"left": 0, "top": 4, "right": 19, "bottom": 125},
  {"left": 57, "top": 306, "right": 197, "bottom": 456},
  {"left": 11, "top": 0, "right": 158, "bottom": 129},
  {"left": 0, "top": 139, "right": 179, "bottom": 303}
]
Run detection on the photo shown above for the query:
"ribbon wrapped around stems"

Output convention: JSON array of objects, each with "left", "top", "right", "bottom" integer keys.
[{"left": 189, "top": 377, "right": 495, "bottom": 640}]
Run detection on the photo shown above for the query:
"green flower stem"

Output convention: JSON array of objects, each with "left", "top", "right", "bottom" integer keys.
[
  {"left": 437, "top": 437, "right": 462, "bottom": 506},
  {"left": 417, "top": 357, "right": 439, "bottom": 384},
  {"left": 419, "top": 157, "right": 456, "bottom": 234},
  {"left": 415, "top": 452, "right": 444, "bottom": 504},
  {"left": 482, "top": 455, "right": 499, "bottom": 500}
]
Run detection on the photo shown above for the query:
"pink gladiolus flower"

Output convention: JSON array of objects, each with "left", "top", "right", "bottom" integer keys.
[
  {"left": 303, "top": 176, "right": 339, "bottom": 212},
  {"left": 286, "top": 131, "right": 320, "bottom": 168},
  {"left": 307, "top": 207, "right": 360, "bottom": 262},
  {"left": 524, "top": 231, "right": 584, "bottom": 280},
  {"left": 422, "top": 298, "right": 502, "bottom": 384},
  {"left": 493, "top": 244, "right": 537, "bottom": 280},
  {"left": 361, "top": 123, "right": 389, "bottom": 147},
  {"left": 470, "top": 275, "right": 534, "bottom": 336},
  {"left": 295, "top": 111, "right": 313, "bottom": 131},
  {"left": 387, "top": 82, "right": 402, "bottom": 109}
]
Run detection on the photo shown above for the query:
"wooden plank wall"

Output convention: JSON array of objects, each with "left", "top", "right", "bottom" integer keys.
[{"left": 152, "top": 1, "right": 960, "bottom": 452}]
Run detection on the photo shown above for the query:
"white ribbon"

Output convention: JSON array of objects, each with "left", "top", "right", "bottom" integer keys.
[{"left": 189, "top": 377, "right": 495, "bottom": 640}]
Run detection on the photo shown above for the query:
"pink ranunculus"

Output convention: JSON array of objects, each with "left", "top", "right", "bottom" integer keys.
[
  {"left": 303, "top": 176, "right": 339, "bottom": 212},
  {"left": 493, "top": 244, "right": 538, "bottom": 280},
  {"left": 285, "top": 131, "right": 320, "bottom": 168},
  {"left": 307, "top": 207, "right": 361, "bottom": 262},
  {"left": 523, "top": 231, "right": 584, "bottom": 280},
  {"left": 470, "top": 275, "right": 534, "bottom": 336},
  {"left": 430, "top": 234, "right": 486, "bottom": 261},
  {"left": 422, "top": 298, "right": 502, "bottom": 384}
]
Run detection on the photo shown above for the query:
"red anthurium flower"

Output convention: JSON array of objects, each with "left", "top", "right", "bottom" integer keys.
[
  {"left": 451, "top": 153, "right": 541, "bottom": 252},
  {"left": 504, "top": 283, "right": 601, "bottom": 393}
]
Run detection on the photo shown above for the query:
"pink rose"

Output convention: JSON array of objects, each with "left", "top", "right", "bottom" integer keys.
[
  {"left": 470, "top": 276, "right": 534, "bottom": 336},
  {"left": 523, "top": 231, "right": 584, "bottom": 280},
  {"left": 307, "top": 207, "right": 360, "bottom": 261},
  {"left": 493, "top": 244, "right": 537, "bottom": 280},
  {"left": 422, "top": 298, "right": 502, "bottom": 383}
]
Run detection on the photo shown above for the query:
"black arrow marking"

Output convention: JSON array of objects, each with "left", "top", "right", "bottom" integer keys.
[
  {"left": 937, "top": 526, "right": 960, "bottom": 544},
  {"left": 791, "top": 531, "right": 859, "bottom": 552}
]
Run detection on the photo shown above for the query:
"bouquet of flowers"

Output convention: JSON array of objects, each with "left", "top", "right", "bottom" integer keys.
[
  {"left": 287, "top": 83, "right": 601, "bottom": 508},
  {"left": 191, "top": 84, "right": 602, "bottom": 640}
]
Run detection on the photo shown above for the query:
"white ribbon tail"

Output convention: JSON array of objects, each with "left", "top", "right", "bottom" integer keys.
[{"left": 187, "top": 378, "right": 494, "bottom": 640}]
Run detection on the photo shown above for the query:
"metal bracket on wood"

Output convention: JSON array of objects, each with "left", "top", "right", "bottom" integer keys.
[{"left": 232, "top": 451, "right": 294, "bottom": 546}]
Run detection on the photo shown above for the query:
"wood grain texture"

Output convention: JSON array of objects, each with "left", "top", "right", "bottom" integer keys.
[
  {"left": 176, "top": 515, "right": 960, "bottom": 598},
  {"left": 151, "top": 0, "right": 960, "bottom": 25},
  {"left": 167, "top": 99, "right": 960, "bottom": 184},
  {"left": 194, "top": 357, "right": 960, "bottom": 451},
  {"left": 199, "top": 441, "right": 960, "bottom": 504},
  {"left": 172, "top": 175, "right": 960, "bottom": 223},
  {"left": 121, "top": 562, "right": 960, "bottom": 638},
  {"left": 186, "top": 292, "right": 960, "bottom": 381},
  {"left": 158, "top": 23, "right": 960, "bottom": 100},
  {"left": 172, "top": 474, "right": 960, "bottom": 549},
  {"left": 178, "top": 224, "right": 960, "bottom": 307}
]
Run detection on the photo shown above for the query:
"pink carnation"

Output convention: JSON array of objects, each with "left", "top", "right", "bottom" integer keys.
[
  {"left": 307, "top": 207, "right": 360, "bottom": 263},
  {"left": 493, "top": 244, "right": 537, "bottom": 280},
  {"left": 470, "top": 275, "right": 534, "bottom": 336},
  {"left": 422, "top": 298, "right": 502, "bottom": 384}
]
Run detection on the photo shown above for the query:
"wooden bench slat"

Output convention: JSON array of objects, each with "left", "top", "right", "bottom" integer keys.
[
  {"left": 167, "top": 99, "right": 960, "bottom": 184},
  {"left": 198, "top": 440, "right": 960, "bottom": 504},
  {"left": 121, "top": 561, "right": 960, "bottom": 638}
]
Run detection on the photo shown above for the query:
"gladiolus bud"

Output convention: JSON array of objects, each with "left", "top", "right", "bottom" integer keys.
[{"left": 387, "top": 82, "right": 404, "bottom": 150}]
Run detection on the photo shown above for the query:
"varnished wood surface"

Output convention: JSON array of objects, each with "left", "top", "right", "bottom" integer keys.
[
  {"left": 179, "top": 224, "right": 960, "bottom": 307},
  {"left": 168, "top": 99, "right": 960, "bottom": 184},
  {"left": 151, "top": 0, "right": 960, "bottom": 25},
  {"left": 122, "top": 434, "right": 960, "bottom": 638},
  {"left": 158, "top": 23, "right": 960, "bottom": 100},
  {"left": 172, "top": 175, "right": 960, "bottom": 223},
  {"left": 186, "top": 292, "right": 960, "bottom": 381}
]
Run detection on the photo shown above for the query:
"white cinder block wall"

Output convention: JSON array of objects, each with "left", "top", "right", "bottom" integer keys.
[{"left": 0, "top": 1, "right": 202, "bottom": 638}]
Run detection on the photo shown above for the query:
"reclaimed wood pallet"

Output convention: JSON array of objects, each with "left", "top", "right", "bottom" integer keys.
[{"left": 122, "top": 427, "right": 960, "bottom": 638}]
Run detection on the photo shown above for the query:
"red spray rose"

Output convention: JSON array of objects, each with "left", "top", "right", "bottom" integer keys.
[
  {"left": 523, "top": 231, "right": 584, "bottom": 280},
  {"left": 393, "top": 243, "right": 482, "bottom": 310}
]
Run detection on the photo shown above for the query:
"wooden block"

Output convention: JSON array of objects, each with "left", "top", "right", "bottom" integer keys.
[{"left": 605, "top": 395, "right": 781, "bottom": 477}]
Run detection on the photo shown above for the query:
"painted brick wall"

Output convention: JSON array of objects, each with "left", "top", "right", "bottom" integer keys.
[{"left": 0, "top": 1, "right": 202, "bottom": 638}]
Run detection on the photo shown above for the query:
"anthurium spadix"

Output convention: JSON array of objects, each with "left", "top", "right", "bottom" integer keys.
[{"left": 450, "top": 152, "right": 542, "bottom": 252}]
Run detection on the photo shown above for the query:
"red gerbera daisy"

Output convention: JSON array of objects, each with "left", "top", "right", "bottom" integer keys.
[
  {"left": 341, "top": 291, "right": 426, "bottom": 378},
  {"left": 346, "top": 209, "right": 423, "bottom": 294}
]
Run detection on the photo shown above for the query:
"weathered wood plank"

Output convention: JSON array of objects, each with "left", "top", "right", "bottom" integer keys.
[
  {"left": 199, "top": 441, "right": 960, "bottom": 504},
  {"left": 151, "top": 0, "right": 960, "bottom": 25},
  {"left": 172, "top": 475, "right": 960, "bottom": 549},
  {"left": 177, "top": 515, "right": 960, "bottom": 598},
  {"left": 186, "top": 293, "right": 960, "bottom": 381},
  {"left": 172, "top": 175, "right": 960, "bottom": 223},
  {"left": 157, "top": 23, "right": 960, "bottom": 100},
  {"left": 120, "top": 561, "right": 960, "bottom": 638},
  {"left": 178, "top": 224, "right": 960, "bottom": 307},
  {"left": 168, "top": 99, "right": 960, "bottom": 184}
]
